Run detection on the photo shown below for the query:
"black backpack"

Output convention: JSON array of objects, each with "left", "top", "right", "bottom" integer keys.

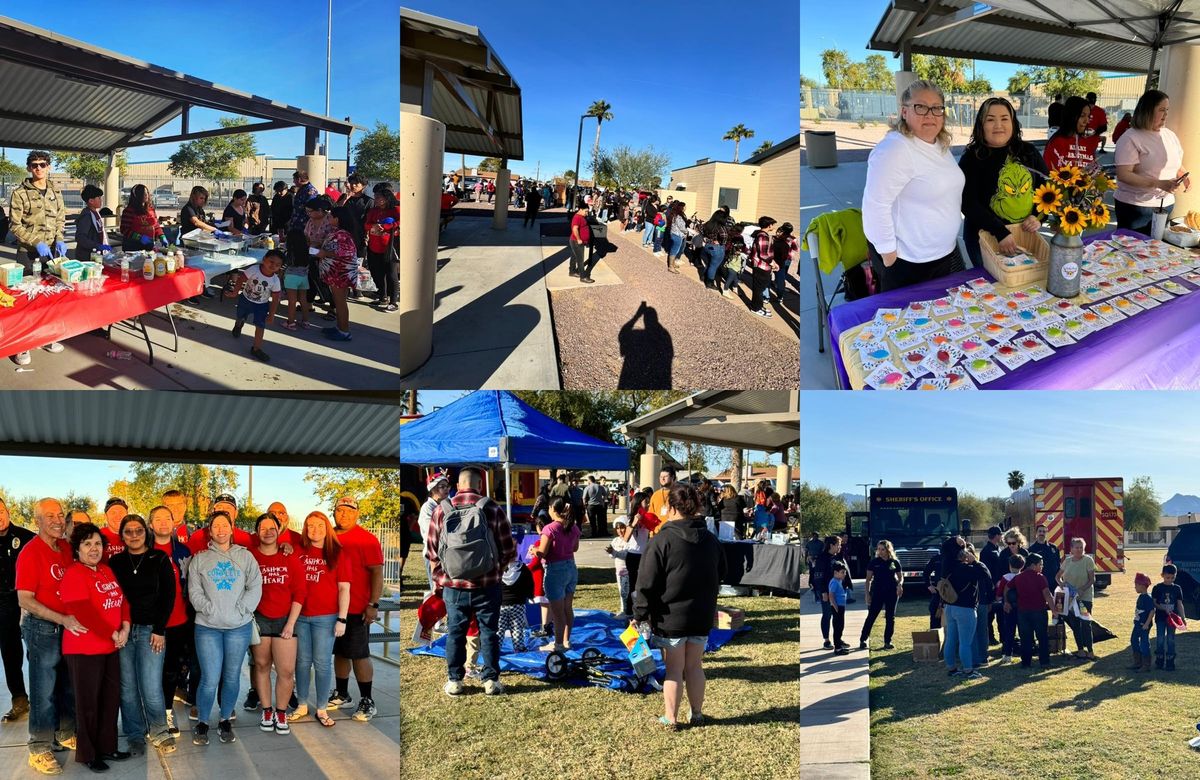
[{"left": 437, "top": 497, "right": 499, "bottom": 581}]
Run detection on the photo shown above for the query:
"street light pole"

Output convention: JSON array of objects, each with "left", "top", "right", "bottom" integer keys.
[
  {"left": 324, "top": 0, "right": 332, "bottom": 189},
  {"left": 857, "top": 482, "right": 872, "bottom": 508},
  {"left": 571, "top": 114, "right": 586, "bottom": 210}
]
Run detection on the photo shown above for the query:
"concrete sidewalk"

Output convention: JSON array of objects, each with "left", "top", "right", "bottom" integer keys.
[
  {"left": 800, "top": 591, "right": 871, "bottom": 780},
  {"left": 399, "top": 215, "right": 560, "bottom": 389}
]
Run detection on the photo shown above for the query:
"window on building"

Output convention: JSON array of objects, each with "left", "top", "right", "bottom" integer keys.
[{"left": 718, "top": 187, "right": 740, "bottom": 210}]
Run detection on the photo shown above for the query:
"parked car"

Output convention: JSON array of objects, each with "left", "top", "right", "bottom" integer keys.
[{"left": 1165, "top": 524, "right": 1200, "bottom": 615}]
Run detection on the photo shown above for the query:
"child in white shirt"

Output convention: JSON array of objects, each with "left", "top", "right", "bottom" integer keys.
[{"left": 605, "top": 520, "right": 631, "bottom": 619}]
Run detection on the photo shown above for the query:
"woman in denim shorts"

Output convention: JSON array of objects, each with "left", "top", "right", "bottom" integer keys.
[
  {"left": 531, "top": 497, "right": 581, "bottom": 653},
  {"left": 632, "top": 483, "right": 726, "bottom": 730}
]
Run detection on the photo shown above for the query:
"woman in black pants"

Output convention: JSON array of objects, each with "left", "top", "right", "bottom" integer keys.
[
  {"left": 619, "top": 489, "right": 653, "bottom": 618},
  {"left": 364, "top": 187, "right": 400, "bottom": 311},
  {"left": 859, "top": 540, "right": 904, "bottom": 650}
]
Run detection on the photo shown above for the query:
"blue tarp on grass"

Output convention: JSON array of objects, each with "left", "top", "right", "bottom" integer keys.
[{"left": 409, "top": 609, "right": 751, "bottom": 692}]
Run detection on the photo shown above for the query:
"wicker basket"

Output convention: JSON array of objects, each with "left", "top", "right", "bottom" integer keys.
[{"left": 979, "top": 224, "right": 1051, "bottom": 288}]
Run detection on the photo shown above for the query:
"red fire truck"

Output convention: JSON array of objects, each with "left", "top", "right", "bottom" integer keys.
[{"left": 1031, "top": 477, "right": 1125, "bottom": 590}]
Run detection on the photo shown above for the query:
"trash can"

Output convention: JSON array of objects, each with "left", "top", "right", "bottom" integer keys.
[
  {"left": 588, "top": 219, "right": 608, "bottom": 242},
  {"left": 805, "top": 129, "right": 838, "bottom": 169}
]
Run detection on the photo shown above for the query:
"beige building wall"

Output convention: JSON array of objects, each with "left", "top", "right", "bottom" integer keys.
[
  {"left": 123, "top": 156, "right": 349, "bottom": 182},
  {"left": 660, "top": 162, "right": 763, "bottom": 222},
  {"left": 756, "top": 146, "right": 800, "bottom": 228}
]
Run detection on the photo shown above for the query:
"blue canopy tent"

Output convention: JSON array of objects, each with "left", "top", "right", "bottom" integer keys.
[{"left": 399, "top": 390, "right": 630, "bottom": 519}]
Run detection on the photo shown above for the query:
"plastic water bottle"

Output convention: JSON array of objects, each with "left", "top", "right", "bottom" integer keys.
[
  {"left": 31, "top": 259, "right": 41, "bottom": 277},
  {"left": 120, "top": 258, "right": 130, "bottom": 283}
]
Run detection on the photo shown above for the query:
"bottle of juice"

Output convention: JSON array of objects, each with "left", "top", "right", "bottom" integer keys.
[{"left": 155, "top": 255, "right": 167, "bottom": 277}]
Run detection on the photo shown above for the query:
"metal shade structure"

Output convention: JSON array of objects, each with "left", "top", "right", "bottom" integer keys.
[
  {"left": 867, "top": 0, "right": 1200, "bottom": 73},
  {"left": 617, "top": 391, "right": 800, "bottom": 454},
  {"left": 0, "top": 392, "right": 399, "bottom": 468},
  {"left": 0, "top": 15, "right": 356, "bottom": 155},
  {"left": 401, "top": 7, "right": 524, "bottom": 159}
]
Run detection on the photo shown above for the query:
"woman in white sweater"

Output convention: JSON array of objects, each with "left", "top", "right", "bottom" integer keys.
[{"left": 862, "top": 79, "right": 965, "bottom": 292}]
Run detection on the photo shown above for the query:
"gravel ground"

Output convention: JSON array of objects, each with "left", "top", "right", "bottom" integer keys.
[{"left": 550, "top": 226, "right": 800, "bottom": 389}]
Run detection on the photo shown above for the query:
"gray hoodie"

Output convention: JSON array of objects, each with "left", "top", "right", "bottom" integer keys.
[{"left": 188, "top": 543, "right": 262, "bottom": 630}]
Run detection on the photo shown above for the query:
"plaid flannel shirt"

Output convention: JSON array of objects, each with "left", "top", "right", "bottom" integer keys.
[
  {"left": 749, "top": 229, "right": 775, "bottom": 271},
  {"left": 425, "top": 490, "right": 516, "bottom": 590}
]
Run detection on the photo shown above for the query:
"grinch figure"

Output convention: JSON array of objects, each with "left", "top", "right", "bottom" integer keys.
[{"left": 990, "top": 156, "right": 1034, "bottom": 223}]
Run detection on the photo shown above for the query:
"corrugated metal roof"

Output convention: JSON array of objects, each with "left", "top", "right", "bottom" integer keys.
[
  {"left": 402, "top": 8, "right": 523, "bottom": 160},
  {"left": 618, "top": 391, "right": 799, "bottom": 453},
  {"left": 867, "top": 0, "right": 1188, "bottom": 73},
  {"left": 0, "top": 392, "right": 399, "bottom": 467},
  {"left": 0, "top": 16, "right": 355, "bottom": 154}
]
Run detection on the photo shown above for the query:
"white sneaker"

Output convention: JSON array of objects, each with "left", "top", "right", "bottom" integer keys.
[
  {"left": 1001, "top": 655, "right": 1012, "bottom": 664},
  {"left": 42, "top": 342, "right": 64, "bottom": 353},
  {"left": 443, "top": 680, "right": 463, "bottom": 696},
  {"left": 11, "top": 351, "right": 30, "bottom": 366},
  {"left": 483, "top": 679, "right": 504, "bottom": 696}
]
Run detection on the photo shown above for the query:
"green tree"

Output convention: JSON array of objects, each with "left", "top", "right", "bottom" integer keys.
[
  {"left": 1007, "top": 470, "right": 1026, "bottom": 492},
  {"left": 477, "top": 157, "right": 502, "bottom": 173},
  {"left": 0, "top": 154, "right": 23, "bottom": 180},
  {"left": 593, "top": 145, "right": 671, "bottom": 191},
  {"left": 963, "top": 76, "right": 993, "bottom": 96},
  {"left": 722, "top": 124, "right": 755, "bottom": 163},
  {"left": 562, "top": 169, "right": 576, "bottom": 182},
  {"left": 108, "top": 463, "right": 240, "bottom": 525},
  {"left": 1124, "top": 476, "right": 1161, "bottom": 533},
  {"left": 912, "top": 54, "right": 970, "bottom": 92},
  {"left": 303, "top": 468, "right": 402, "bottom": 527},
  {"left": 863, "top": 54, "right": 895, "bottom": 91},
  {"left": 52, "top": 151, "right": 127, "bottom": 183},
  {"left": 350, "top": 122, "right": 400, "bottom": 180},
  {"left": 798, "top": 483, "right": 847, "bottom": 539},
  {"left": 821, "top": 49, "right": 853, "bottom": 89},
  {"left": 800, "top": 74, "right": 820, "bottom": 89},
  {"left": 1006, "top": 67, "right": 1102, "bottom": 99},
  {"left": 168, "top": 117, "right": 258, "bottom": 180},
  {"left": 585, "top": 100, "right": 614, "bottom": 174},
  {"left": 959, "top": 492, "right": 1000, "bottom": 529},
  {"left": 752, "top": 140, "right": 774, "bottom": 156}
]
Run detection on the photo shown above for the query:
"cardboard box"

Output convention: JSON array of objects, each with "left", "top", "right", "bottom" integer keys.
[
  {"left": 0, "top": 262, "right": 22, "bottom": 287},
  {"left": 714, "top": 605, "right": 745, "bottom": 630},
  {"left": 1047, "top": 622, "right": 1068, "bottom": 654},
  {"left": 912, "top": 629, "right": 943, "bottom": 662},
  {"left": 628, "top": 636, "right": 658, "bottom": 677}
]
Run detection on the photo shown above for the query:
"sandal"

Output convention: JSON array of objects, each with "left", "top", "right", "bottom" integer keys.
[
  {"left": 657, "top": 716, "right": 678, "bottom": 731},
  {"left": 282, "top": 322, "right": 298, "bottom": 331},
  {"left": 316, "top": 711, "right": 335, "bottom": 728}
]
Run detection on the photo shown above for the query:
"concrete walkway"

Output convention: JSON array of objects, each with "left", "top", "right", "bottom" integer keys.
[
  {"left": 800, "top": 590, "right": 871, "bottom": 780},
  {"left": 399, "top": 215, "right": 560, "bottom": 389}
]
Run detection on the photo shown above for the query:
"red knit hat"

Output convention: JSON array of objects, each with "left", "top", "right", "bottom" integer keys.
[{"left": 1134, "top": 572, "right": 1152, "bottom": 589}]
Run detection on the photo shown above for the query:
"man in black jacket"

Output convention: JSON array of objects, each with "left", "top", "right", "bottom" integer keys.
[
  {"left": 0, "top": 498, "right": 35, "bottom": 721},
  {"left": 269, "top": 181, "right": 292, "bottom": 236},
  {"left": 813, "top": 536, "right": 846, "bottom": 649},
  {"left": 980, "top": 526, "right": 1004, "bottom": 644}
]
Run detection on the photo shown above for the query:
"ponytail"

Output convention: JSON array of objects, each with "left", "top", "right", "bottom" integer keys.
[{"left": 550, "top": 496, "right": 574, "bottom": 530}]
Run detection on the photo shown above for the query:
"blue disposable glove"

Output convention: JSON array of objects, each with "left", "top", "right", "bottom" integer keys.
[
  {"left": 99, "top": 244, "right": 112, "bottom": 253},
  {"left": 35, "top": 241, "right": 51, "bottom": 258},
  {"left": 213, "top": 230, "right": 231, "bottom": 240},
  {"left": 54, "top": 241, "right": 68, "bottom": 257},
  {"left": 140, "top": 234, "right": 152, "bottom": 246},
  {"left": 381, "top": 217, "right": 395, "bottom": 225}
]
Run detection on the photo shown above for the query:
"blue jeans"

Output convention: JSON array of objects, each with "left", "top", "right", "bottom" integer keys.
[
  {"left": 118, "top": 624, "right": 169, "bottom": 746},
  {"left": 443, "top": 584, "right": 502, "bottom": 683},
  {"left": 943, "top": 604, "right": 976, "bottom": 671},
  {"left": 1155, "top": 621, "right": 1176, "bottom": 659},
  {"left": 667, "top": 232, "right": 685, "bottom": 260},
  {"left": 973, "top": 602, "right": 991, "bottom": 665},
  {"left": 23, "top": 615, "right": 76, "bottom": 755},
  {"left": 653, "top": 229, "right": 663, "bottom": 253},
  {"left": 193, "top": 621, "right": 253, "bottom": 724},
  {"left": 1115, "top": 198, "right": 1172, "bottom": 235},
  {"left": 295, "top": 614, "right": 337, "bottom": 708},
  {"left": 642, "top": 222, "right": 655, "bottom": 245},
  {"left": 703, "top": 243, "right": 725, "bottom": 282},
  {"left": 616, "top": 570, "right": 630, "bottom": 615},
  {"left": 1131, "top": 624, "right": 1150, "bottom": 656},
  {"left": 774, "top": 259, "right": 792, "bottom": 295}
]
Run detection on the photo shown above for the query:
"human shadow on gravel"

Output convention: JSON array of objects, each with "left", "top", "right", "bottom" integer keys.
[{"left": 617, "top": 302, "right": 673, "bottom": 388}]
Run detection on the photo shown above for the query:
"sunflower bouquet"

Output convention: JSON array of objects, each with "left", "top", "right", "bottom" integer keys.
[{"left": 1033, "top": 164, "right": 1115, "bottom": 236}]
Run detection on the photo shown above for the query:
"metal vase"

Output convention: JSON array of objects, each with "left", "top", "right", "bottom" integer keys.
[{"left": 1046, "top": 231, "right": 1083, "bottom": 299}]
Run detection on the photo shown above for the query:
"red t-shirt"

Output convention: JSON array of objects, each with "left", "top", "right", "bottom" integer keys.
[
  {"left": 297, "top": 545, "right": 352, "bottom": 617},
  {"left": 100, "top": 526, "right": 124, "bottom": 562},
  {"left": 570, "top": 213, "right": 591, "bottom": 244},
  {"left": 335, "top": 525, "right": 384, "bottom": 614},
  {"left": 173, "top": 524, "right": 189, "bottom": 545},
  {"left": 154, "top": 542, "right": 188, "bottom": 628},
  {"left": 187, "top": 526, "right": 254, "bottom": 554},
  {"left": 60, "top": 563, "right": 130, "bottom": 655},
  {"left": 1011, "top": 569, "right": 1051, "bottom": 611},
  {"left": 15, "top": 536, "right": 74, "bottom": 614},
  {"left": 1087, "top": 106, "right": 1108, "bottom": 134},
  {"left": 365, "top": 206, "right": 400, "bottom": 254},
  {"left": 250, "top": 547, "right": 307, "bottom": 619},
  {"left": 1044, "top": 134, "right": 1100, "bottom": 171}
]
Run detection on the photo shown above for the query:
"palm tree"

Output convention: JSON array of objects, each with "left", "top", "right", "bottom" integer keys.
[
  {"left": 585, "top": 100, "right": 613, "bottom": 169},
  {"left": 1007, "top": 470, "right": 1025, "bottom": 492},
  {"left": 723, "top": 124, "right": 755, "bottom": 162},
  {"left": 752, "top": 140, "right": 774, "bottom": 156}
]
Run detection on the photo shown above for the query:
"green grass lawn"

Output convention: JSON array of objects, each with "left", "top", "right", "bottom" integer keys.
[
  {"left": 869, "top": 548, "right": 1200, "bottom": 779},
  {"left": 398, "top": 566, "right": 798, "bottom": 780}
]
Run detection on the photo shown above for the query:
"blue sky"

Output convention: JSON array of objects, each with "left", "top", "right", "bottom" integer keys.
[
  {"left": 800, "top": 1, "right": 1134, "bottom": 89},
  {"left": 1, "top": 0, "right": 398, "bottom": 165},
  {"left": 403, "top": 0, "right": 798, "bottom": 179},
  {"left": 800, "top": 392, "right": 1200, "bottom": 500},
  {"left": 0, "top": 456, "right": 331, "bottom": 529}
]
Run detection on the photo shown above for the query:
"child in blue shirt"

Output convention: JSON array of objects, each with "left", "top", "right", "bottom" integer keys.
[
  {"left": 829, "top": 562, "right": 849, "bottom": 655},
  {"left": 1131, "top": 572, "right": 1153, "bottom": 672}
]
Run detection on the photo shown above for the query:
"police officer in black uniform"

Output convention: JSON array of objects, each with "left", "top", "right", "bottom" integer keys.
[{"left": 0, "top": 497, "right": 35, "bottom": 721}]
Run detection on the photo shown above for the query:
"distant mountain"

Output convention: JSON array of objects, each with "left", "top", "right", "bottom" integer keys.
[
  {"left": 1162, "top": 493, "right": 1200, "bottom": 516},
  {"left": 840, "top": 492, "right": 865, "bottom": 508}
]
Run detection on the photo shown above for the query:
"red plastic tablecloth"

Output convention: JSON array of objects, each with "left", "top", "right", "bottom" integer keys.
[{"left": 0, "top": 267, "right": 204, "bottom": 358}]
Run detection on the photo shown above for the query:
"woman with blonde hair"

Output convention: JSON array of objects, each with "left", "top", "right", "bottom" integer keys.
[
  {"left": 999, "top": 528, "right": 1029, "bottom": 575},
  {"left": 858, "top": 540, "right": 904, "bottom": 650},
  {"left": 862, "top": 79, "right": 965, "bottom": 292}
]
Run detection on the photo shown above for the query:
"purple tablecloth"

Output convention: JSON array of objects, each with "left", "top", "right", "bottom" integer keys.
[{"left": 828, "top": 229, "right": 1200, "bottom": 389}]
